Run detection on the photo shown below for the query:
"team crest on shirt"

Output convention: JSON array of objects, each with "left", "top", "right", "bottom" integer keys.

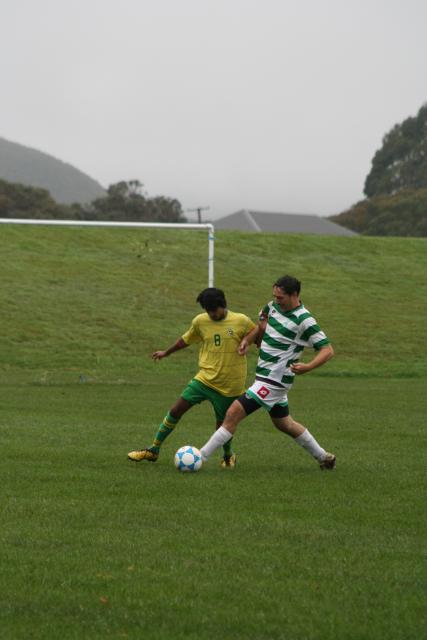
[
  {"left": 257, "top": 386, "right": 270, "bottom": 399},
  {"left": 226, "top": 329, "right": 234, "bottom": 336}
]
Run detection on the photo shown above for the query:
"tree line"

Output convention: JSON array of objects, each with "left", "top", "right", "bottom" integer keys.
[
  {"left": 0, "top": 179, "right": 187, "bottom": 224},
  {"left": 2, "top": 104, "right": 426, "bottom": 236},
  {"left": 331, "top": 103, "right": 427, "bottom": 236}
]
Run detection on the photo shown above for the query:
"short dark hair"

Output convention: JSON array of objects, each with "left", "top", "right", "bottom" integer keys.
[
  {"left": 196, "top": 287, "right": 227, "bottom": 311},
  {"left": 274, "top": 275, "right": 301, "bottom": 295}
]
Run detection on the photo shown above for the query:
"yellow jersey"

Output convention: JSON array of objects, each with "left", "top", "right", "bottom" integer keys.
[{"left": 182, "top": 310, "right": 256, "bottom": 397}]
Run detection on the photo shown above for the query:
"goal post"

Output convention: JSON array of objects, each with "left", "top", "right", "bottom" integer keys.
[{"left": 0, "top": 218, "right": 215, "bottom": 286}]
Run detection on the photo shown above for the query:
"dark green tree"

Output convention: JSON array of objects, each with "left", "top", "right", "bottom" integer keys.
[
  {"left": 75, "top": 180, "right": 187, "bottom": 223},
  {"left": 331, "top": 188, "right": 427, "bottom": 237},
  {"left": 0, "top": 179, "right": 74, "bottom": 219},
  {"left": 364, "top": 104, "right": 427, "bottom": 197},
  {"left": 331, "top": 104, "right": 427, "bottom": 236}
]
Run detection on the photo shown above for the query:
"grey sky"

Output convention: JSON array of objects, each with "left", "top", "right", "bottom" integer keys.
[{"left": 1, "top": 0, "right": 426, "bottom": 219}]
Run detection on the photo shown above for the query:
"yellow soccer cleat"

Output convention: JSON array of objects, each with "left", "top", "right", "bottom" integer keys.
[
  {"left": 128, "top": 448, "right": 159, "bottom": 462},
  {"left": 220, "top": 453, "right": 237, "bottom": 469},
  {"left": 319, "top": 452, "right": 336, "bottom": 470}
]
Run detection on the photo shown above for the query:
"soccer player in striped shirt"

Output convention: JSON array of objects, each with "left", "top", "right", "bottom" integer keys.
[
  {"left": 128, "top": 287, "right": 256, "bottom": 467},
  {"left": 199, "top": 275, "right": 336, "bottom": 470}
]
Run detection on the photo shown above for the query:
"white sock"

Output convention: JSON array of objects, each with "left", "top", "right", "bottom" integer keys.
[
  {"left": 200, "top": 426, "right": 233, "bottom": 461},
  {"left": 294, "top": 429, "right": 326, "bottom": 461}
]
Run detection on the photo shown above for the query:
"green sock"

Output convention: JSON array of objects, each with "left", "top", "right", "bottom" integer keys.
[
  {"left": 151, "top": 413, "right": 179, "bottom": 453},
  {"left": 222, "top": 437, "right": 233, "bottom": 458}
]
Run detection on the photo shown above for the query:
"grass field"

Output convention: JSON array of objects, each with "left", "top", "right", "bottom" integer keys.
[{"left": 0, "top": 225, "right": 426, "bottom": 639}]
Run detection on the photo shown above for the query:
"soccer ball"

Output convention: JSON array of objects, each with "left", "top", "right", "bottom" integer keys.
[{"left": 174, "top": 445, "right": 203, "bottom": 472}]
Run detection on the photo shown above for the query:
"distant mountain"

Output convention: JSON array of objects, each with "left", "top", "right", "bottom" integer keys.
[{"left": 0, "top": 137, "right": 106, "bottom": 204}]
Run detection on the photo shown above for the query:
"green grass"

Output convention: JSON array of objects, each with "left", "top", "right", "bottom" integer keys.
[
  {"left": 0, "top": 225, "right": 426, "bottom": 638},
  {"left": 0, "top": 377, "right": 425, "bottom": 639},
  {"left": 1, "top": 226, "right": 427, "bottom": 382}
]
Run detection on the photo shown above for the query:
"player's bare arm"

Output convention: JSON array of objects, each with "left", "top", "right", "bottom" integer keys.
[
  {"left": 152, "top": 337, "right": 189, "bottom": 361},
  {"left": 290, "top": 344, "right": 334, "bottom": 375},
  {"left": 254, "top": 317, "right": 267, "bottom": 347},
  {"left": 238, "top": 324, "right": 262, "bottom": 355}
]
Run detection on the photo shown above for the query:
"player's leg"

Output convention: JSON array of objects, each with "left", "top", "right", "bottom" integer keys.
[
  {"left": 177, "top": 381, "right": 238, "bottom": 467},
  {"left": 201, "top": 379, "right": 285, "bottom": 463},
  {"left": 269, "top": 407, "right": 336, "bottom": 469},
  {"left": 128, "top": 396, "right": 192, "bottom": 461},
  {"left": 210, "top": 392, "right": 239, "bottom": 467},
  {"left": 150, "top": 397, "right": 192, "bottom": 453},
  {"left": 200, "top": 394, "right": 261, "bottom": 462},
  {"left": 214, "top": 419, "right": 237, "bottom": 468},
  {"left": 128, "top": 380, "right": 209, "bottom": 462}
]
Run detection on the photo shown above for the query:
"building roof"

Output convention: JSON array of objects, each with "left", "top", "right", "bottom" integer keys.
[{"left": 214, "top": 209, "right": 356, "bottom": 236}]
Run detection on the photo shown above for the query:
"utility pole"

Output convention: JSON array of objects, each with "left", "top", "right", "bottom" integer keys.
[{"left": 187, "top": 206, "right": 210, "bottom": 223}]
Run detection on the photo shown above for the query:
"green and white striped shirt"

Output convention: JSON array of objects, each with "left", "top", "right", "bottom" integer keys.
[{"left": 256, "top": 301, "right": 330, "bottom": 388}]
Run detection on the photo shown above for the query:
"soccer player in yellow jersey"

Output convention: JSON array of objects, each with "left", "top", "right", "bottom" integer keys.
[{"left": 128, "top": 288, "right": 256, "bottom": 467}]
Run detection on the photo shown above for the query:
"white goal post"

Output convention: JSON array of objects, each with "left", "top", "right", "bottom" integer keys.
[{"left": 0, "top": 218, "right": 215, "bottom": 286}]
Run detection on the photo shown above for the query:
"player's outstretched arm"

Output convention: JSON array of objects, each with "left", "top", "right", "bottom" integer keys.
[
  {"left": 290, "top": 344, "right": 334, "bottom": 375},
  {"left": 152, "top": 338, "right": 189, "bottom": 361}
]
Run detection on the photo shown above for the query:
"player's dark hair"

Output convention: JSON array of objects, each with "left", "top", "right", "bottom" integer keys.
[
  {"left": 274, "top": 275, "right": 301, "bottom": 295},
  {"left": 196, "top": 287, "right": 227, "bottom": 311}
]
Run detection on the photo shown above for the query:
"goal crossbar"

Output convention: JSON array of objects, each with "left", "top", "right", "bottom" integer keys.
[{"left": 0, "top": 218, "right": 215, "bottom": 286}]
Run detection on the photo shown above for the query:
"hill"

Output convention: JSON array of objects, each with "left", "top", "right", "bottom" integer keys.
[
  {"left": 329, "top": 104, "right": 427, "bottom": 237},
  {"left": 1, "top": 225, "right": 426, "bottom": 383},
  {"left": 330, "top": 188, "right": 427, "bottom": 237},
  {"left": 0, "top": 136, "right": 106, "bottom": 204}
]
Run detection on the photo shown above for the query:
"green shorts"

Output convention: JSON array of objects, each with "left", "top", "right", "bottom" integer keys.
[{"left": 181, "top": 378, "right": 237, "bottom": 423}]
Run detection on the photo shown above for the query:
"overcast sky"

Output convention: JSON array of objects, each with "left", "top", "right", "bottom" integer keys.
[{"left": 1, "top": 0, "right": 426, "bottom": 219}]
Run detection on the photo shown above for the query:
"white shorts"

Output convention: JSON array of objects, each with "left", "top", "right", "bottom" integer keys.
[{"left": 246, "top": 379, "right": 290, "bottom": 410}]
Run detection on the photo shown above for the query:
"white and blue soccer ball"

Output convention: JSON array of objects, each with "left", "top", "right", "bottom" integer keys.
[{"left": 174, "top": 445, "right": 203, "bottom": 472}]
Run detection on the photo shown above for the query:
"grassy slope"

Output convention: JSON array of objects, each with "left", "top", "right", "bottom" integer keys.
[
  {"left": 0, "top": 225, "right": 426, "bottom": 639},
  {"left": 1, "top": 225, "right": 427, "bottom": 382}
]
